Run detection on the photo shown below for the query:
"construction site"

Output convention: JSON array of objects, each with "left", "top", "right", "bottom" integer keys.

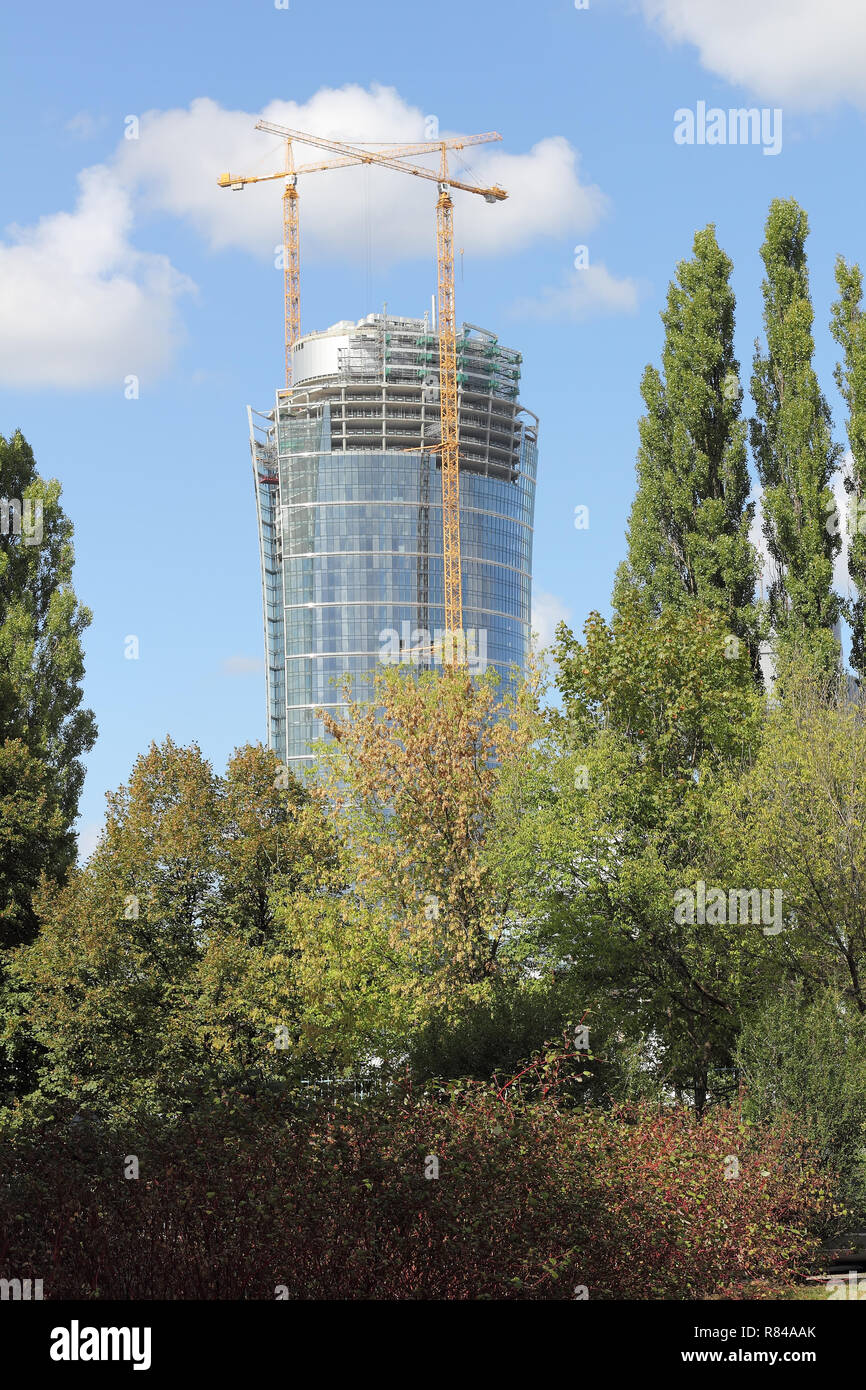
[{"left": 220, "top": 121, "right": 538, "bottom": 762}]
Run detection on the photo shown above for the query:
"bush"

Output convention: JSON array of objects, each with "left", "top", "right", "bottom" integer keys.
[
  {"left": 0, "top": 1068, "right": 835, "bottom": 1300},
  {"left": 409, "top": 985, "right": 583, "bottom": 1087},
  {"left": 736, "top": 985, "right": 866, "bottom": 1227}
]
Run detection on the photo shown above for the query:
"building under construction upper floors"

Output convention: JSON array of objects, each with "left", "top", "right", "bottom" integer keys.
[{"left": 248, "top": 311, "right": 538, "bottom": 765}]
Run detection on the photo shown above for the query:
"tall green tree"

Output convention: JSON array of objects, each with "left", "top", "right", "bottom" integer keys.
[
  {"left": 750, "top": 199, "right": 841, "bottom": 668},
  {"left": 194, "top": 742, "right": 339, "bottom": 1084},
  {"left": 0, "top": 429, "right": 96, "bottom": 948},
  {"left": 7, "top": 739, "right": 220, "bottom": 1121},
  {"left": 5, "top": 739, "right": 335, "bottom": 1122},
  {"left": 737, "top": 986, "right": 866, "bottom": 1224},
  {"left": 509, "top": 602, "right": 770, "bottom": 1114},
  {"left": 613, "top": 225, "right": 759, "bottom": 665},
  {"left": 718, "top": 660, "right": 866, "bottom": 1016},
  {"left": 830, "top": 255, "right": 866, "bottom": 681}
]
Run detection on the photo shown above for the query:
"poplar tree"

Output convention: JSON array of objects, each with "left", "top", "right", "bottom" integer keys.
[
  {"left": 830, "top": 256, "right": 866, "bottom": 681},
  {"left": 0, "top": 429, "right": 96, "bottom": 948},
  {"left": 613, "top": 225, "right": 759, "bottom": 667},
  {"left": 750, "top": 199, "right": 841, "bottom": 667}
]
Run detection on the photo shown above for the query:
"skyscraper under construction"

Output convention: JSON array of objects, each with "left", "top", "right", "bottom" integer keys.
[{"left": 248, "top": 311, "right": 538, "bottom": 766}]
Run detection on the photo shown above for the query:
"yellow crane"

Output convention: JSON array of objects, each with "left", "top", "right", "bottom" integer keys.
[
  {"left": 218, "top": 135, "right": 448, "bottom": 387},
  {"left": 251, "top": 118, "right": 507, "bottom": 651}
]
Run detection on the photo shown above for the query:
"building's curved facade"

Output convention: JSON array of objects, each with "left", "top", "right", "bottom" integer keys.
[{"left": 248, "top": 313, "right": 538, "bottom": 765}]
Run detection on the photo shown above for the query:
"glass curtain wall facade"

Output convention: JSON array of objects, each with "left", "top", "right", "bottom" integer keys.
[{"left": 248, "top": 313, "right": 538, "bottom": 766}]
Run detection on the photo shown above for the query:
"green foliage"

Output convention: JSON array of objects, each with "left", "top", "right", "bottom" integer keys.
[
  {"left": 717, "top": 659, "right": 866, "bottom": 1014},
  {"left": 6, "top": 739, "right": 220, "bottom": 1122},
  {"left": 0, "top": 741, "right": 66, "bottom": 954},
  {"left": 0, "top": 429, "right": 96, "bottom": 1104},
  {"left": 613, "top": 225, "right": 759, "bottom": 666},
  {"left": 737, "top": 987, "right": 866, "bottom": 1227},
  {"left": 3, "top": 739, "right": 335, "bottom": 1122},
  {"left": 0, "top": 429, "right": 96, "bottom": 948},
  {"left": 750, "top": 199, "right": 841, "bottom": 666},
  {"left": 408, "top": 982, "right": 581, "bottom": 1087},
  {"left": 513, "top": 602, "right": 772, "bottom": 1110},
  {"left": 554, "top": 591, "right": 759, "bottom": 776}
]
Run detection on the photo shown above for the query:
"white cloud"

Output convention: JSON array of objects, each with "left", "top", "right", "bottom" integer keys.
[
  {"left": 222, "top": 654, "right": 265, "bottom": 676},
  {"left": 513, "top": 263, "right": 640, "bottom": 321},
  {"left": 639, "top": 0, "right": 866, "bottom": 110},
  {"left": 0, "top": 85, "right": 615, "bottom": 389},
  {"left": 0, "top": 165, "right": 194, "bottom": 389},
  {"left": 532, "top": 589, "right": 572, "bottom": 651},
  {"left": 113, "top": 90, "right": 608, "bottom": 263}
]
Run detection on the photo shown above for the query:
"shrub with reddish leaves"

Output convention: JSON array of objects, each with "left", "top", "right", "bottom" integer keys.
[
  {"left": 0, "top": 1080, "right": 835, "bottom": 1300},
  {"left": 566, "top": 1103, "right": 836, "bottom": 1299}
]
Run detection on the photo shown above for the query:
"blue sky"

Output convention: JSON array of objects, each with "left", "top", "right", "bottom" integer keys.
[{"left": 2, "top": 0, "right": 865, "bottom": 851}]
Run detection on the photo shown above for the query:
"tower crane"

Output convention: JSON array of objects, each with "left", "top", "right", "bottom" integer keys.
[
  {"left": 251, "top": 119, "right": 507, "bottom": 653},
  {"left": 218, "top": 135, "right": 450, "bottom": 387}
]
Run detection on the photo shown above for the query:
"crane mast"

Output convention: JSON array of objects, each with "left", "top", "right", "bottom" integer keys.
[
  {"left": 435, "top": 183, "right": 461, "bottom": 639},
  {"left": 282, "top": 179, "right": 299, "bottom": 389}
]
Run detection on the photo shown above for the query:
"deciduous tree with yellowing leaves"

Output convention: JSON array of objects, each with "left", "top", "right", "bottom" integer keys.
[{"left": 279, "top": 664, "right": 543, "bottom": 1066}]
